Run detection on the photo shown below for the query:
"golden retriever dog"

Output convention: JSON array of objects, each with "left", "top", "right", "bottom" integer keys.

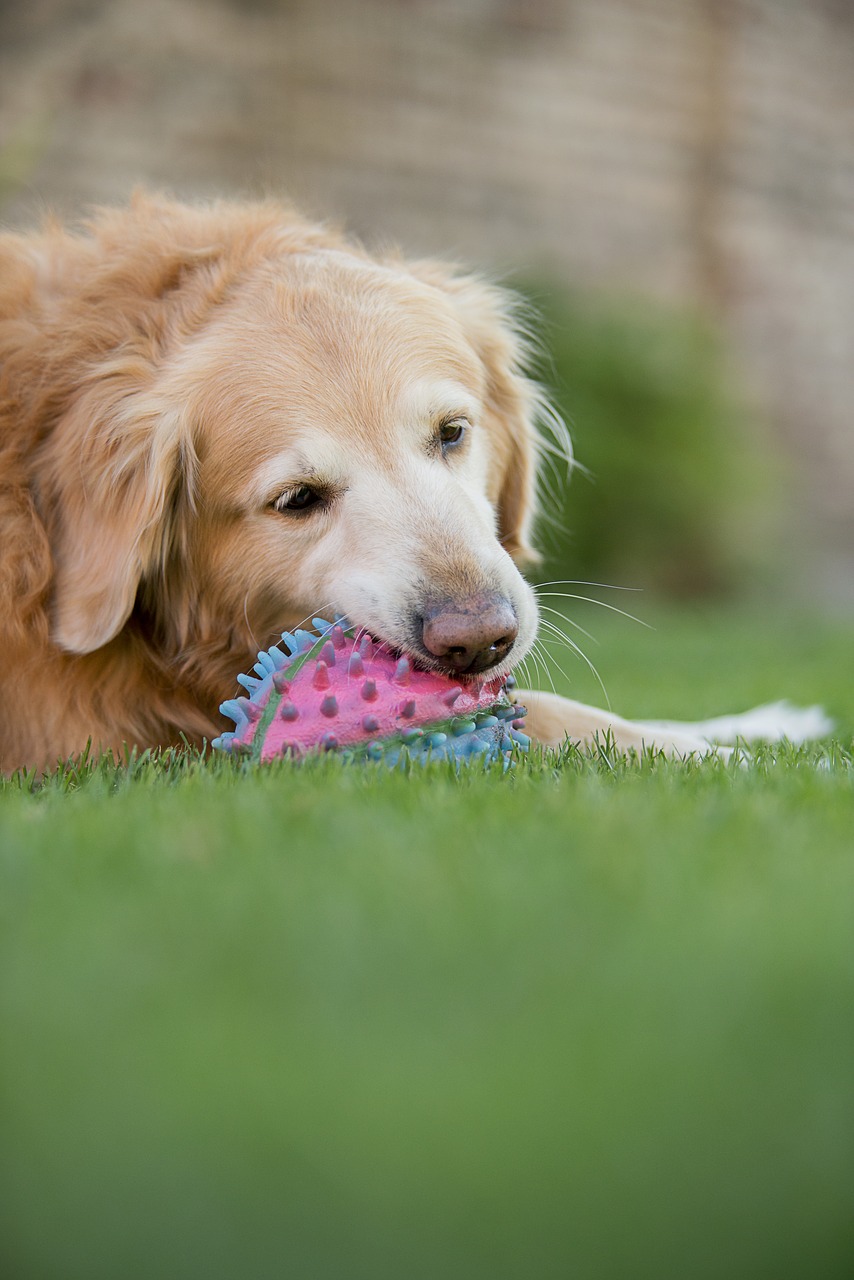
[{"left": 0, "top": 194, "right": 829, "bottom": 772}]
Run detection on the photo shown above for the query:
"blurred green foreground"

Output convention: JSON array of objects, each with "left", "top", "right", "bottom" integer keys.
[{"left": 1, "top": 605, "right": 853, "bottom": 1280}]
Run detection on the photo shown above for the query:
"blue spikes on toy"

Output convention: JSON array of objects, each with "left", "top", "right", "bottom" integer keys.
[{"left": 311, "top": 616, "right": 337, "bottom": 633}]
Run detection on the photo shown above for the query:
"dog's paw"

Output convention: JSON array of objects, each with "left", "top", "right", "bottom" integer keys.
[{"left": 697, "top": 700, "right": 834, "bottom": 745}]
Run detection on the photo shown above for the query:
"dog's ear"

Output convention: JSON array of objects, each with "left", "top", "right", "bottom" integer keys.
[
  {"left": 405, "top": 263, "right": 545, "bottom": 565},
  {"left": 24, "top": 196, "right": 220, "bottom": 656},
  {"left": 42, "top": 379, "right": 188, "bottom": 655}
]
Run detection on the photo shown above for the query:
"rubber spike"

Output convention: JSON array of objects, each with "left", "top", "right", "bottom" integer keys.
[
  {"left": 320, "top": 641, "right": 336, "bottom": 667},
  {"left": 362, "top": 715, "right": 380, "bottom": 733},
  {"left": 272, "top": 672, "right": 291, "bottom": 694},
  {"left": 361, "top": 679, "right": 378, "bottom": 702},
  {"left": 236, "top": 673, "right": 261, "bottom": 693},
  {"left": 452, "top": 718, "right": 476, "bottom": 736},
  {"left": 280, "top": 701, "right": 299, "bottom": 721},
  {"left": 330, "top": 625, "right": 346, "bottom": 650},
  {"left": 394, "top": 657, "right": 411, "bottom": 686},
  {"left": 443, "top": 686, "right": 462, "bottom": 708},
  {"left": 320, "top": 695, "right": 339, "bottom": 718},
  {"left": 312, "top": 617, "right": 333, "bottom": 633},
  {"left": 319, "top": 733, "right": 338, "bottom": 751},
  {"left": 348, "top": 651, "right": 365, "bottom": 678},
  {"left": 295, "top": 629, "right": 315, "bottom": 651},
  {"left": 359, "top": 635, "right": 374, "bottom": 660},
  {"left": 399, "top": 699, "right": 416, "bottom": 719},
  {"left": 280, "top": 632, "right": 298, "bottom": 654},
  {"left": 312, "top": 661, "right": 331, "bottom": 690}
]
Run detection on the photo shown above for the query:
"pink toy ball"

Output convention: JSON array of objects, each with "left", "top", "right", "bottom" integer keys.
[{"left": 213, "top": 617, "right": 529, "bottom": 766}]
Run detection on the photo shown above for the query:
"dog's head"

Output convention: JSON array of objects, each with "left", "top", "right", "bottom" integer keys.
[{"left": 38, "top": 198, "right": 553, "bottom": 695}]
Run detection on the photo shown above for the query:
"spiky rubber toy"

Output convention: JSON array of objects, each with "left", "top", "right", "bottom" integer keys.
[{"left": 212, "top": 617, "right": 529, "bottom": 766}]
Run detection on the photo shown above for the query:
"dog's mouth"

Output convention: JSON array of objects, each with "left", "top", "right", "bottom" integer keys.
[
  {"left": 321, "top": 589, "right": 525, "bottom": 687},
  {"left": 346, "top": 624, "right": 516, "bottom": 687},
  {"left": 405, "top": 641, "right": 514, "bottom": 680}
]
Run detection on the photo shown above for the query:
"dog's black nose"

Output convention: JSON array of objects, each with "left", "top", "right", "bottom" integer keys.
[{"left": 421, "top": 596, "right": 518, "bottom": 674}]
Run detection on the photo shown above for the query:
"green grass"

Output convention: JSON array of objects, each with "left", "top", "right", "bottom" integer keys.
[{"left": 1, "top": 604, "right": 853, "bottom": 1279}]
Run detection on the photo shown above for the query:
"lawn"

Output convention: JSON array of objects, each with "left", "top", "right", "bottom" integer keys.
[{"left": 1, "top": 601, "right": 853, "bottom": 1280}]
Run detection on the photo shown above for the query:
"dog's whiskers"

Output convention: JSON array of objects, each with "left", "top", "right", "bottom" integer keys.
[
  {"left": 530, "top": 637, "right": 559, "bottom": 697},
  {"left": 533, "top": 579, "right": 641, "bottom": 592},
  {"left": 242, "top": 592, "right": 259, "bottom": 652},
  {"left": 532, "top": 627, "right": 577, "bottom": 692},
  {"left": 515, "top": 653, "right": 538, "bottom": 697},
  {"left": 535, "top": 615, "right": 611, "bottom": 710},
  {"left": 538, "top": 603, "right": 598, "bottom": 646},
  {"left": 534, "top": 589, "right": 651, "bottom": 630},
  {"left": 526, "top": 642, "right": 555, "bottom": 698}
]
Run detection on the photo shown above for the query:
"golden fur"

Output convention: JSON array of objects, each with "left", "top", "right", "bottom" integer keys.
[
  {"left": 0, "top": 193, "right": 542, "bottom": 770},
  {"left": 0, "top": 194, "right": 828, "bottom": 772}
]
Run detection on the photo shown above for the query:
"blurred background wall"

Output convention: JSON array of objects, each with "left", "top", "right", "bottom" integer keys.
[{"left": 1, "top": 0, "right": 852, "bottom": 604}]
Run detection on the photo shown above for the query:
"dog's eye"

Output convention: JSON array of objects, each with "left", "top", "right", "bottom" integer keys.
[
  {"left": 437, "top": 418, "right": 468, "bottom": 453},
  {"left": 270, "top": 485, "right": 324, "bottom": 514}
]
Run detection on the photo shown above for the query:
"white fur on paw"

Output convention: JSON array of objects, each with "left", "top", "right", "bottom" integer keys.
[{"left": 694, "top": 701, "right": 834, "bottom": 745}]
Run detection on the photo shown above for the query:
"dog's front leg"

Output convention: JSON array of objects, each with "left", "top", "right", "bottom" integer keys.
[
  {"left": 516, "top": 690, "right": 723, "bottom": 757},
  {"left": 516, "top": 690, "right": 833, "bottom": 757}
]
